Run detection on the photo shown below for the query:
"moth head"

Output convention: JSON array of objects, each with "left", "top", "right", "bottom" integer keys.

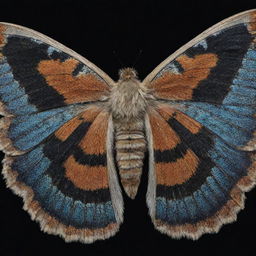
[{"left": 118, "top": 68, "right": 138, "bottom": 81}]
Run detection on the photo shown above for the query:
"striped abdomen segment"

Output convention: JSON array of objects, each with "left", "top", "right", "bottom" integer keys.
[{"left": 115, "top": 121, "right": 146, "bottom": 199}]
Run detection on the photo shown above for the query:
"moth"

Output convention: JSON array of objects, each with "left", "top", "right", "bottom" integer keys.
[{"left": 0, "top": 9, "right": 256, "bottom": 243}]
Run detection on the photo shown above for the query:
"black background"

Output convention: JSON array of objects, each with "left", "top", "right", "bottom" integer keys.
[{"left": 0, "top": 0, "right": 256, "bottom": 255}]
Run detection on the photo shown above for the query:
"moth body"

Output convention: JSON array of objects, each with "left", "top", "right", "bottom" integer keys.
[
  {"left": 114, "top": 119, "right": 146, "bottom": 198},
  {"left": 109, "top": 68, "right": 149, "bottom": 120},
  {"left": 110, "top": 68, "right": 150, "bottom": 198}
]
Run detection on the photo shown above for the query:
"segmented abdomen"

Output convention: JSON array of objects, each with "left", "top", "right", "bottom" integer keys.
[{"left": 114, "top": 119, "right": 146, "bottom": 198}]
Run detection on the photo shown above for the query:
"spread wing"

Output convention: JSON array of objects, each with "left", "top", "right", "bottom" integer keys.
[
  {"left": 144, "top": 9, "right": 256, "bottom": 239},
  {"left": 0, "top": 23, "right": 123, "bottom": 243}
]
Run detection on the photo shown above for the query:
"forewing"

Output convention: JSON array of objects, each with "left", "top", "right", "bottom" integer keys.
[
  {"left": 0, "top": 22, "right": 112, "bottom": 156},
  {"left": 145, "top": 9, "right": 256, "bottom": 239},
  {"left": 144, "top": 9, "right": 256, "bottom": 105},
  {"left": 0, "top": 22, "right": 112, "bottom": 117},
  {"left": 3, "top": 106, "right": 123, "bottom": 243}
]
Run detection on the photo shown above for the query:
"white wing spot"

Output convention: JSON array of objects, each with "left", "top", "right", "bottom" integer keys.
[
  {"left": 47, "top": 46, "right": 61, "bottom": 56},
  {"left": 154, "top": 62, "right": 181, "bottom": 79},
  {"left": 79, "top": 65, "right": 94, "bottom": 75},
  {"left": 194, "top": 39, "right": 208, "bottom": 50}
]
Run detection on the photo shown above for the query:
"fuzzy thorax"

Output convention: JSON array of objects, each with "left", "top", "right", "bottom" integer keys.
[{"left": 109, "top": 68, "right": 150, "bottom": 120}]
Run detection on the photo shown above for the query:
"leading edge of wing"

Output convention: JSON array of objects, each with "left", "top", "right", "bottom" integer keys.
[
  {"left": 0, "top": 22, "right": 115, "bottom": 86},
  {"left": 142, "top": 9, "right": 256, "bottom": 85}
]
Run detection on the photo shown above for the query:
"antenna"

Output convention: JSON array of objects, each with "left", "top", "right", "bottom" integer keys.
[
  {"left": 132, "top": 49, "right": 143, "bottom": 67},
  {"left": 112, "top": 50, "right": 125, "bottom": 67},
  {"left": 113, "top": 49, "right": 143, "bottom": 68}
]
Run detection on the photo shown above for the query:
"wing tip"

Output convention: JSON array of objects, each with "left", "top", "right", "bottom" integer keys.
[
  {"left": 142, "top": 8, "right": 256, "bottom": 86},
  {"left": 0, "top": 21, "right": 114, "bottom": 86},
  {"left": 2, "top": 156, "right": 121, "bottom": 244}
]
